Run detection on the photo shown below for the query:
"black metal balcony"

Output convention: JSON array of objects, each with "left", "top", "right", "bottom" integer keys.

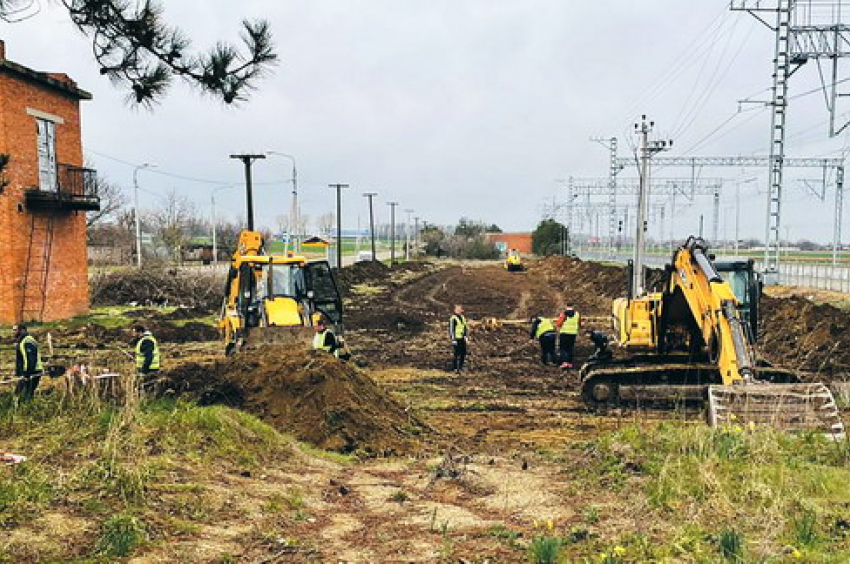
[{"left": 25, "top": 164, "right": 101, "bottom": 212}]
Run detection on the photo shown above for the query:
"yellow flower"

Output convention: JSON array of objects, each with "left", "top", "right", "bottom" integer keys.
[
  {"left": 613, "top": 545, "right": 627, "bottom": 556},
  {"left": 729, "top": 413, "right": 738, "bottom": 421},
  {"left": 533, "top": 519, "right": 540, "bottom": 529},
  {"left": 546, "top": 518, "right": 554, "bottom": 530},
  {"left": 748, "top": 421, "right": 756, "bottom": 432},
  {"left": 792, "top": 548, "right": 802, "bottom": 559}
]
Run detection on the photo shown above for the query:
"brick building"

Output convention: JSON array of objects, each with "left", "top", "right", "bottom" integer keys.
[
  {"left": 0, "top": 40, "right": 99, "bottom": 323},
  {"left": 485, "top": 232, "right": 533, "bottom": 255}
]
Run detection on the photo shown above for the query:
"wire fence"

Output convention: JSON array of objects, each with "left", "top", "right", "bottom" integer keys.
[{"left": 574, "top": 248, "right": 850, "bottom": 293}]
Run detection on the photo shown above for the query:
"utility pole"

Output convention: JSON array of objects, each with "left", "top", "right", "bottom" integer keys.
[
  {"left": 132, "top": 163, "right": 156, "bottom": 268},
  {"left": 266, "top": 152, "right": 298, "bottom": 253},
  {"left": 387, "top": 201, "right": 399, "bottom": 264},
  {"left": 229, "top": 154, "right": 266, "bottom": 230},
  {"left": 633, "top": 116, "right": 672, "bottom": 297},
  {"left": 404, "top": 209, "right": 414, "bottom": 261},
  {"left": 329, "top": 184, "right": 349, "bottom": 269},
  {"left": 363, "top": 192, "right": 378, "bottom": 261},
  {"left": 414, "top": 216, "right": 420, "bottom": 258}
]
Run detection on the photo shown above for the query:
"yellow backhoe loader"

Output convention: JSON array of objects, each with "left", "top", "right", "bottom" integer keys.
[
  {"left": 504, "top": 248, "right": 524, "bottom": 272},
  {"left": 579, "top": 236, "right": 844, "bottom": 437},
  {"left": 219, "top": 230, "right": 344, "bottom": 354}
]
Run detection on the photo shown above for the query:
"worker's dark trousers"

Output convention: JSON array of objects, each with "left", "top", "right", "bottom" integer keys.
[
  {"left": 539, "top": 332, "right": 557, "bottom": 365},
  {"left": 15, "top": 373, "right": 42, "bottom": 402},
  {"left": 452, "top": 339, "right": 467, "bottom": 371},
  {"left": 559, "top": 333, "right": 577, "bottom": 364}
]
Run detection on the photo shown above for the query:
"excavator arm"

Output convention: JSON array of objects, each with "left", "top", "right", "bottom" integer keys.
[{"left": 667, "top": 238, "right": 755, "bottom": 385}]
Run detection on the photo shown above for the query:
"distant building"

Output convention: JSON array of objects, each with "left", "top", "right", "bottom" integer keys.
[
  {"left": 0, "top": 40, "right": 99, "bottom": 322},
  {"left": 485, "top": 232, "right": 533, "bottom": 255}
]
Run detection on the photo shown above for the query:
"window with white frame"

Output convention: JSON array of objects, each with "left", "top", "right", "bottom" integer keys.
[{"left": 36, "top": 118, "right": 57, "bottom": 191}]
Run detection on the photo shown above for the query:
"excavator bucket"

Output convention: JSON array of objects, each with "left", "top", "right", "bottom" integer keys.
[{"left": 707, "top": 383, "right": 845, "bottom": 439}]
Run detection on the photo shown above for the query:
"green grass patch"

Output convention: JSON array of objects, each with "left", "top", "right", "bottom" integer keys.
[
  {"left": 574, "top": 422, "right": 850, "bottom": 561},
  {"left": 0, "top": 393, "right": 293, "bottom": 560}
]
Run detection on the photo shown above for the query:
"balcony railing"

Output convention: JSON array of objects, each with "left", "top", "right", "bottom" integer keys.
[{"left": 25, "top": 163, "right": 101, "bottom": 212}]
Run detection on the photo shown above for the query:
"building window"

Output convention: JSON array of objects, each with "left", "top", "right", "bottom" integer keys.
[{"left": 36, "top": 118, "right": 57, "bottom": 191}]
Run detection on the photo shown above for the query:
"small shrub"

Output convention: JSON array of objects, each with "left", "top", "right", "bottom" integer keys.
[
  {"left": 528, "top": 535, "right": 561, "bottom": 564},
  {"left": 792, "top": 509, "right": 819, "bottom": 547},
  {"left": 389, "top": 490, "right": 409, "bottom": 503},
  {"left": 96, "top": 514, "right": 147, "bottom": 557},
  {"left": 718, "top": 527, "right": 745, "bottom": 562}
]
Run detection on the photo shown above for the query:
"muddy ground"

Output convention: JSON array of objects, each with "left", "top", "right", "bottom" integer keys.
[{"left": 6, "top": 257, "right": 850, "bottom": 562}]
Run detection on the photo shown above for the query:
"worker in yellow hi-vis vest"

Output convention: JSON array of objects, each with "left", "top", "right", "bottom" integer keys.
[
  {"left": 13, "top": 324, "right": 43, "bottom": 402},
  {"left": 449, "top": 304, "right": 469, "bottom": 373},
  {"left": 133, "top": 325, "right": 161, "bottom": 377},
  {"left": 556, "top": 305, "right": 581, "bottom": 369},
  {"left": 530, "top": 315, "right": 558, "bottom": 365}
]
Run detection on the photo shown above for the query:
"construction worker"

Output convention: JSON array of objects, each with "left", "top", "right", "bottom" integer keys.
[
  {"left": 449, "top": 305, "right": 469, "bottom": 373},
  {"left": 530, "top": 315, "right": 558, "bottom": 365},
  {"left": 14, "top": 324, "right": 43, "bottom": 402},
  {"left": 586, "top": 329, "right": 612, "bottom": 361},
  {"left": 133, "top": 325, "right": 160, "bottom": 376},
  {"left": 557, "top": 305, "right": 581, "bottom": 369},
  {"left": 313, "top": 319, "right": 340, "bottom": 356}
]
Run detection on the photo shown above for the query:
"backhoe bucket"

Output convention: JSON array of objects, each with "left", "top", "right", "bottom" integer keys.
[
  {"left": 243, "top": 326, "right": 314, "bottom": 349},
  {"left": 707, "top": 383, "right": 845, "bottom": 439}
]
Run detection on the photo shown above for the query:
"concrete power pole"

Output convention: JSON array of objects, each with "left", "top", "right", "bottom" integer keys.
[
  {"left": 229, "top": 154, "right": 266, "bottom": 231},
  {"left": 633, "top": 116, "right": 672, "bottom": 297},
  {"left": 404, "top": 208, "right": 414, "bottom": 261},
  {"left": 387, "top": 201, "right": 399, "bottom": 264},
  {"left": 363, "top": 192, "right": 378, "bottom": 261},
  {"left": 329, "top": 184, "right": 349, "bottom": 269}
]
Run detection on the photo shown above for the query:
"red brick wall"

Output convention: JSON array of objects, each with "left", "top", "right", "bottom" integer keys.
[
  {"left": 0, "top": 63, "right": 89, "bottom": 323},
  {"left": 485, "top": 233, "right": 533, "bottom": 254}
]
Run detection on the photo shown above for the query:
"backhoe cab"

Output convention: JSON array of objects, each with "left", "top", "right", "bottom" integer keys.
[{"left": 219, "top": 230, "right": 343, "bottom": 354}]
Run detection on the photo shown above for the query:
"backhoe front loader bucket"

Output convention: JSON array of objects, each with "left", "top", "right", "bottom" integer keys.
[
  {"left": 707, "top": 383, "right": 845, "bottom": 439},
  {"left": 242, "top": 326, "right": 314, "bottom": 349}
]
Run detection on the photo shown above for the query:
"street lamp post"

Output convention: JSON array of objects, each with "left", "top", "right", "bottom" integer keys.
[
  {"left": 266, "top": 152, "right": 299, "bottom": 253},
  {"left": 132, "top": 163, "right": 156, "bottom": 268},
  {"left": 211, "top": 185, "right": 233, "bottom": 265}
]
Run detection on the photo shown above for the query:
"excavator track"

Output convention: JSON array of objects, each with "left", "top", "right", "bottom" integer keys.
[
  {"left": 579, "top": 355, "right": 795, "bottom": 406},
  {"left": 580, "top": 359, "right": 846, "bottom": 438}
]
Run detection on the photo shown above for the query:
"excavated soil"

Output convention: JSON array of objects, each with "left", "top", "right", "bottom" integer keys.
[
  {"left": 761, "top": 295, "right": 850, "bottom": 379},
  {"left": 162, "top": 346, "right": 428, "bottom": 455}
]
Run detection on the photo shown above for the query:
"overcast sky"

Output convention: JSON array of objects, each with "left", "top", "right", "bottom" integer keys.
[{"left": 4, "top": 0, "right": 850, "bottom": 243}]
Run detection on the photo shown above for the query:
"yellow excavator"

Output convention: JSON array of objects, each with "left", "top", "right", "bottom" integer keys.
[
  {"left": 580, "top": 236, "right": 844, "bottom": 437},
  {"left": 219, "top": 230, "right": 344, "bottom": 354},
  {"left": 504, "top": 248, "right": 524, "bottom": 272}
]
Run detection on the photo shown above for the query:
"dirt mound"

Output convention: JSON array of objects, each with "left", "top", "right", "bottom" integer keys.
[
  {"left": 153, "top": 322, "right": 219, "bottom": 343},
  {"left": 335, "top": 261, "right": 391, "bottom": 294},
  {"left": 349, "top": 307, "right": 426, "bottom": 334},
  {"left": 162, "top": 346, "right": 428, "bottom": 455},
  {"left": 91, "top": 269, "right": 221, "bottom": 310},
  {"left": 761, "top": 295, "right": 850, "bottom": 381}
]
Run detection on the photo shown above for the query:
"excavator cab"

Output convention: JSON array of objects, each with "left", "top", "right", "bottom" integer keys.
[{"left": 714, "top": 259, "right": 761, "bottom": 340}]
